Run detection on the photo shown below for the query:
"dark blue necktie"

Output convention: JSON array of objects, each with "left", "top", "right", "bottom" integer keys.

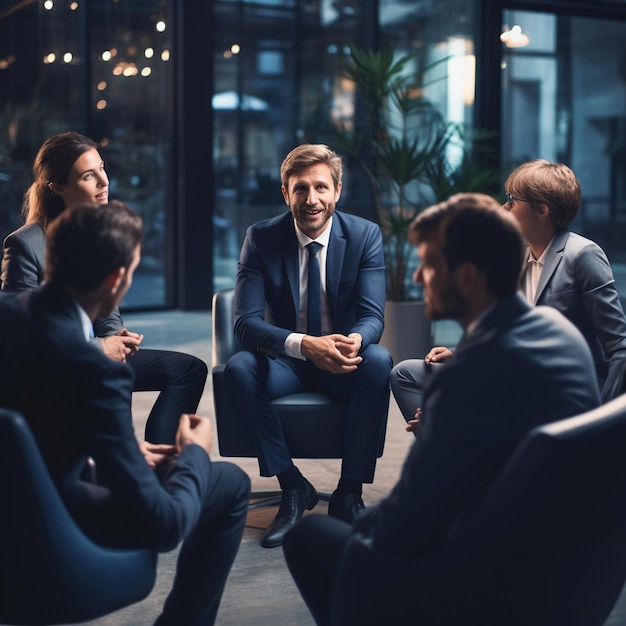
[{"left": 307, "top": 242, "right": 322, "bottom": 336}]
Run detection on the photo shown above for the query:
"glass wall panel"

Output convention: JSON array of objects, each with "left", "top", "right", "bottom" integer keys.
[
  {"left": 212, "top": 1, "right": 379, "bottom": 291},
  {"left": 0, "top": 1, "right": 82, "bottom": 240},
  {"left": 212, "top": 0, "right": 477, "bottom": 296},
  {"left": 376, "top": 0, "right": 476, "bottom": 319},
  {"left": 381, "top": 0, "right": 475, "bottom": 133},
  {"left": 0, "top": 0, "right": 173, "bottom": 309},
  {"left": 501, "top": 9, "right": 626, "bottom": 304}
]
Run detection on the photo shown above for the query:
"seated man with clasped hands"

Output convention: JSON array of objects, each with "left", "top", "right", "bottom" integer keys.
[{"left": 224, "top": 143, "right": 392, "bottom": 548}]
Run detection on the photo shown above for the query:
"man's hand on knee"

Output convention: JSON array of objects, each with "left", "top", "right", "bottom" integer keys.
[
  {"left": 176, "top": 414, "right": 214, "bottom": 456},
  {"left": 424, "top": 346, "right": 453, "bottom": 364},
  {"left": 406, "top": 408, "right": 422, "bottom": 433}
]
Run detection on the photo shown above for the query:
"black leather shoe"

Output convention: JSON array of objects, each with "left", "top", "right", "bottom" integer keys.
[
  {"left": 261, "top": 480, "right": 318, "bottom": 548},
  {"left": 328, "top": 490, "right": 365, "bottom": 523}
]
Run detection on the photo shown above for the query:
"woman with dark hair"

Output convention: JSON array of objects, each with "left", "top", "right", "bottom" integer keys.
[{"left": 1, "top": 131, "right": 208, "bottom": 444}]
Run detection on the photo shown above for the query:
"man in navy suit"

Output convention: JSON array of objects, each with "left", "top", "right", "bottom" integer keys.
[
  {"left": 224, "top": 144, "right": 392, "bottom": 548},
  {"left": 0, "top": 202, "right": 250, "bottom": 625},
  {"left": 283, "top": 193, "right": 600, "bottom": 625}
]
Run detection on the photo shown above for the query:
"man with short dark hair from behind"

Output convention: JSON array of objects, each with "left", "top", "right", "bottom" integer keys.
[
  {"left": 0, "top": 201, "right": 250, "bottom": 626},
  {"left": 283, "top": 193, "right": 600, "bottom": 625}
]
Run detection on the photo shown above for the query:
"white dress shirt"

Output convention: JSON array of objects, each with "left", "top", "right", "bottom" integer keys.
[
  {"left": 74, "top": 300, "right": 94, "bottom": 341},
  {"left": 522, "top": 239, "right": 552, "bottom": 304},
  {"left": 284, "top": 217, "right": 333, "bottom": 360}
]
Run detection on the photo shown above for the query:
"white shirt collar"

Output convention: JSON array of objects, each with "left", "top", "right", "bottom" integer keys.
[
  {"left": 73, "top": 299, "right": 94, "bottom": 341},
  {"left": 526, "top": 237, "right": 553, "bottom": 265},
  {"left": 293, "top": 215, "right": 333, "bottom": 248}
]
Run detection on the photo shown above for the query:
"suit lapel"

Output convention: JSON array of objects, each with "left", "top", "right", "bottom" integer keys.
[
  {"left": 280, "top": 216, "right": 301, "bottom": 315},
  {"left": 326, "top": 216, "right": 346, "bottom": 325},
  {"left": 534, "top": 230, "right": 568, "bottom": 304}
]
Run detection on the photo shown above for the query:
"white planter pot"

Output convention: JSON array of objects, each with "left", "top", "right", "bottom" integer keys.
[{"left": 380, "top": 299, "right": 433, "bottom": 364}]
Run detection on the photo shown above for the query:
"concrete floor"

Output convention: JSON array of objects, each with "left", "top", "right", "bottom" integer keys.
[{"left": 58, "top": 309, "right": 626, "bottom": 626}]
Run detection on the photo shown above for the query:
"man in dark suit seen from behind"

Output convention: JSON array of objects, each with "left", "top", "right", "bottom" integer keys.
[
  {"left": 283, "top": 193, "right": 600, "bottom": 626},
  {"left": 0, "top": 201, "right": 250, "bottom": 626},
  {"left": 224, "top": 143, "right": 392, "bottom": 548}
]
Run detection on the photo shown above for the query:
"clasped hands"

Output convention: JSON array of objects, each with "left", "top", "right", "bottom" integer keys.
[
  {"left": 100, "top": 328, "right": 144, "bottom": 362},
  {"left": 140, "top": 413, "right": 215, "bottom": 470},
  {"left": 301, "top": 332, "right": 363, "bottom": 374}
]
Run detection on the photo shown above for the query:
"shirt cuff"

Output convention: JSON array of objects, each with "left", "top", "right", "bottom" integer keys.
[{"left": 284, "top": 332, "right": 306, "bottom": 360}]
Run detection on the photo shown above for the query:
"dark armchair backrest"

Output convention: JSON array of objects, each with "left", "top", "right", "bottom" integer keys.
[
  {"left": 212, "top": 288, "right": 240, "bottom": 367},
  {"left": 0, "top": 408, "right": 156, "bottom": 624},
  {"left": 332, "top": 394, "right": 626, "bottom": 626}
]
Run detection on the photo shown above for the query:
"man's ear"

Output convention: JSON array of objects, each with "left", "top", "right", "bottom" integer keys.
[
  {"left": 454, "top": 262, "right": 483, "bottom": 297},
  {"left": 334, "top": 180, "right": 342, "bottom": 202},
  {"left": 104, "top": 266, "right": 126, "bottom": 295},
  {"left": 281, "top": 184, "right": 289, "bottom": 206}
]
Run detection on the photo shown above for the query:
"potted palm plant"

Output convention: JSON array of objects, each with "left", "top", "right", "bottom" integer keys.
[{"left": 333, "top": 45, "right": 500, "bottom": 362}]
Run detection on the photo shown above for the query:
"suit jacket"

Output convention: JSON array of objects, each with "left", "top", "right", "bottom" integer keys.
[
  {"left": 233, "top": 210, "right": 386, "bottom": 356},
  {"left": 1, "top": 222, "right": 124, "bottom": 336},
  {"left": 0, "top": 283, "right": 210, "bottom": 552},
  {"left": 356, "top": 294, "right": 600, "bottom": 556},
  {"left": 532, "top": 230, "right": 626, "bottom": 401}
]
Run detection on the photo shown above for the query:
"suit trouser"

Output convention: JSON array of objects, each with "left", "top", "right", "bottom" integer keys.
[
  {"left": 223, "top": 344, "right": 392, "bottom": 482},
  {"left": 283, "top": 514, "right": 353, "bottom": 626},
  {"left": 389, "top": 358, "right": 444, "bottom": 424},
  {"left": 128, "top": 348, "right": 208, "bottom": 444},
  {"left": 77, "top": 461, "right": 250, "bottom": 626},
  {"left": 154, "top": 461, "right": 250, "bottom": 626}
]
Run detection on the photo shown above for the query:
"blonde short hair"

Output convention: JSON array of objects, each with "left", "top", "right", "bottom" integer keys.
[
  {"left": 280, "top": 144, "right": 342, "bottom": 189},
  {"left": 504, "top": 159, "right": 581, "bottom": 230}
]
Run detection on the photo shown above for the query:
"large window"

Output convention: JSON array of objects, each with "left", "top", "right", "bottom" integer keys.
[
  {"left": 4, "top": 0, "right": 625, "bottom": 309},
  {"left": 0, "top": 0, "right": 173, "bottom": 309},
  {"left": 212, "top": 0, "right": 378, "bottom": 290},
  {"left": 211, "top": 0, "right": 476, "bottom": 293},
  {"left": 501, "top": 8, "right": 626, "bottom": 302}
]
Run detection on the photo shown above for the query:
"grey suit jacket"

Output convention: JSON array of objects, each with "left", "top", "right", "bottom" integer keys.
[
  {"left": 1, "top": 222, "right": 124, "bottom": 336},
  {"left": 531, "top": 230, "right": 626, "bottom": 401},
  {"left": 356, "top": 294, "right": 600, "bottom": 556}
]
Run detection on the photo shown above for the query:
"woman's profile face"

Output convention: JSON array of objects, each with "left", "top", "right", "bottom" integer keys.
[{"left": 53, "top": 147, "right": 109, "bottom": 208}]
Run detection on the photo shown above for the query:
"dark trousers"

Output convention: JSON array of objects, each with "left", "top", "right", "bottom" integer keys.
[
  {"left": 129, "top": 348, "right": 208, "bottom": 444},
  {"left": 154, "top": 462, "right": 251, "bottom": 626},
  {"left": 283, "top": 514, "right": 353, "bottom": 626},
  {"left": 223, "top": 344, "right": 392, "bottom": 481}
]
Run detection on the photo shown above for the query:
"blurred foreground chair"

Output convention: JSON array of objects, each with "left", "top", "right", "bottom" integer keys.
[
  {"left": 211, "top": 287, "right": 385, "bottom": 508},
  {"left": 331, "top": 393, "right": 626, "bottom": 626},
  {"left": 605, "top": 358, "right": 626, "bottom": 402},
  {"left": 0, "top": 408, "right": 156, "bottom": 625}
]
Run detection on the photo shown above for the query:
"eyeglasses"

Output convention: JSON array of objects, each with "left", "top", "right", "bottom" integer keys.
[{"left": 505, "top": 191, "right": 531, "bottom": 207}]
